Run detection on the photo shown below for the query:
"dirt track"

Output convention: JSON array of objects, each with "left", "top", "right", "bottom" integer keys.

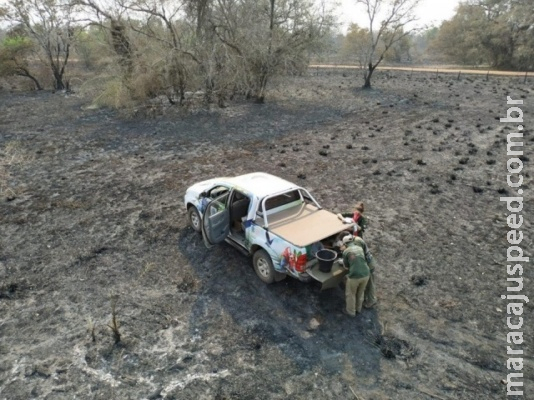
[
  {"left": 311, "top": 64, "right": 532, "bottom": 77},
  {"left": 0, "top": 68, "right": 533, "bottom": 399}
]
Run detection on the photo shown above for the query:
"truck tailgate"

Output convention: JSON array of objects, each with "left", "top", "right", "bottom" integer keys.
[{"left": 306, "top": 260, "right": 348, "bottom": 291}]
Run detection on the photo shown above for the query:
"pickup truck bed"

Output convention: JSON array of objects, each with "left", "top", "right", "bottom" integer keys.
[{"left": 256, "top": 203, "right": 353, "bottom": 247}]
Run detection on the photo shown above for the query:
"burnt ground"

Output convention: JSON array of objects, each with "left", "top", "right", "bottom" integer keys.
[{"left": 0, "top": 69, "right": 533, "bottom": 400}]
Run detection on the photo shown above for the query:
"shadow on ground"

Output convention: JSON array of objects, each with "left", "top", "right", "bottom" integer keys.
[{"left": 176, "top": 226, "right": 386, "bottom": 376}]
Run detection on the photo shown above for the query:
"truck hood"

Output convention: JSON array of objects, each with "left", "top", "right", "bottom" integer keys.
[{"left": 185, "top": 178, "right": 222, "bottom": 199}]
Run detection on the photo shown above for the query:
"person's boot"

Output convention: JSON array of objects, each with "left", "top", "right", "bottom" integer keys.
[{"left": 364, "top": 300, "right": 378, "bottom": 308}]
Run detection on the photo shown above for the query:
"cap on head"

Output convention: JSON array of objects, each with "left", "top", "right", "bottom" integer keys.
[{"left": 342, "top": 235, "right": 354, "bottom": 245}]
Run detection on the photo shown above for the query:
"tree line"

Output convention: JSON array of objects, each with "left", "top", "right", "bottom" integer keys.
[
  {"left": 429, "top": 0, "right": 534, "bottom": 70},
  {"left": 0, "top": 0, "right": 532, "bottom": 108},
  {"left": 333, "top": 0, "right": 534, "bottom": 71},
  {"left": 0, "top": 0, "right": 335, "bottom": 107}
]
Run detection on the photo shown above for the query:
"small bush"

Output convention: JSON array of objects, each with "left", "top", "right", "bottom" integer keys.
[{"left": 93, "top": 77, "right": 133, "bottom": 110}]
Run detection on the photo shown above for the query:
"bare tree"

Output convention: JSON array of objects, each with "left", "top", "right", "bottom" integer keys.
[
  {"left": 2, "top": 0, "right": 74, "bottom": 90},
  {"left": 122, "top": 0, "right": 201, "bottom": 104},
  {"left": 212, "top": 0, "right": 335, "bottom": 102},
  {"left": 184, "top": 0, "right": 211, "bottom": 38},
  {"left": 355, "top": 0, "right": 420, "bottom": 88},
  {"left": 71, "top": 0, "right": 134, "bottom": 70}
]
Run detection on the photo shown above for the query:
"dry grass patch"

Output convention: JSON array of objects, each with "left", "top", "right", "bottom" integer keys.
[
  {"left": 0, "top": 141, "right": 33, "bottom": 199},
  {"left": 50, "top": 198, "right": 89, "bottom": 210}
]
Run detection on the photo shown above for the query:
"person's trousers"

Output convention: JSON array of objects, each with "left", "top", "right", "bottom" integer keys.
[
  {"left": 345, "top": 276, "right": 369, "bottom": 315},
  {"left": 364, "top": 269, "right": 376, "bottom": 305}
]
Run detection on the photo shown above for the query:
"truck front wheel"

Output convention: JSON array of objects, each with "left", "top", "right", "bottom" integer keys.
[
  {"left": 187, "top": 206, "right": 202, "bottom": 233},
  {"left": 253, "top": 249, "right": 279, "bottom": 284}
]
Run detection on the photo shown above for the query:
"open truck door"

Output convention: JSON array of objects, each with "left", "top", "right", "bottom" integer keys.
[{"left": 201, "top": 192, "right": 230, "bottom": 248}]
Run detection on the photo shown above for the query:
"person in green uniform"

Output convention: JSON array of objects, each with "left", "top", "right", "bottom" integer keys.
[
  {"left": 353, "top": 236, "right": 377, "bottom": 308},
  {"left": 341, "top": 235, "right": 370, "bottom": 316}
]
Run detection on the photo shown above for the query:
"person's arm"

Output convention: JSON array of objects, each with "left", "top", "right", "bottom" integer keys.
[
  {"left": 342, "top": 251, "right": 349, "bottom": 269},
  {"left": 362, "top": 241, "right": 371, "bottom": 261},
  {"left": 362, "top": 240, "right": 375, "bottom": 270}
]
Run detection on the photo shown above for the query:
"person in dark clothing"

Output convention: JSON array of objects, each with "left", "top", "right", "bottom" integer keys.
[{"left": 353, "top": 236, "right": 377, "bottom": 308}]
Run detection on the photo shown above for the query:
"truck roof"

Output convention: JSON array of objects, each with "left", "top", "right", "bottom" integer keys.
[{"left": 223, "top": 172, "right": 299, "bottom": 198}]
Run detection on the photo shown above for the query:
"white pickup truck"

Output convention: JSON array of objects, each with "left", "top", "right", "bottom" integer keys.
[{"left": 184, "top": 172, "right": 354, "bottom": 290}]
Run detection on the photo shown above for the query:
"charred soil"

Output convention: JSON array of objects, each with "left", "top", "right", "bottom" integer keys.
[{"left": 0, "top": 70, "right": 533, "bottom": 399}]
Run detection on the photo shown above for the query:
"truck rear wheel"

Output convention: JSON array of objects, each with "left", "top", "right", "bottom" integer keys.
[{"left": 253, "top": 249, "right": 284, "bottom": 284}]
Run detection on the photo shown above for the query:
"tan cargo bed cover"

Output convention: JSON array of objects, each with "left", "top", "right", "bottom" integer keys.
[{"left": 256, "top": 203, "right": 354, "bottom": 247}]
